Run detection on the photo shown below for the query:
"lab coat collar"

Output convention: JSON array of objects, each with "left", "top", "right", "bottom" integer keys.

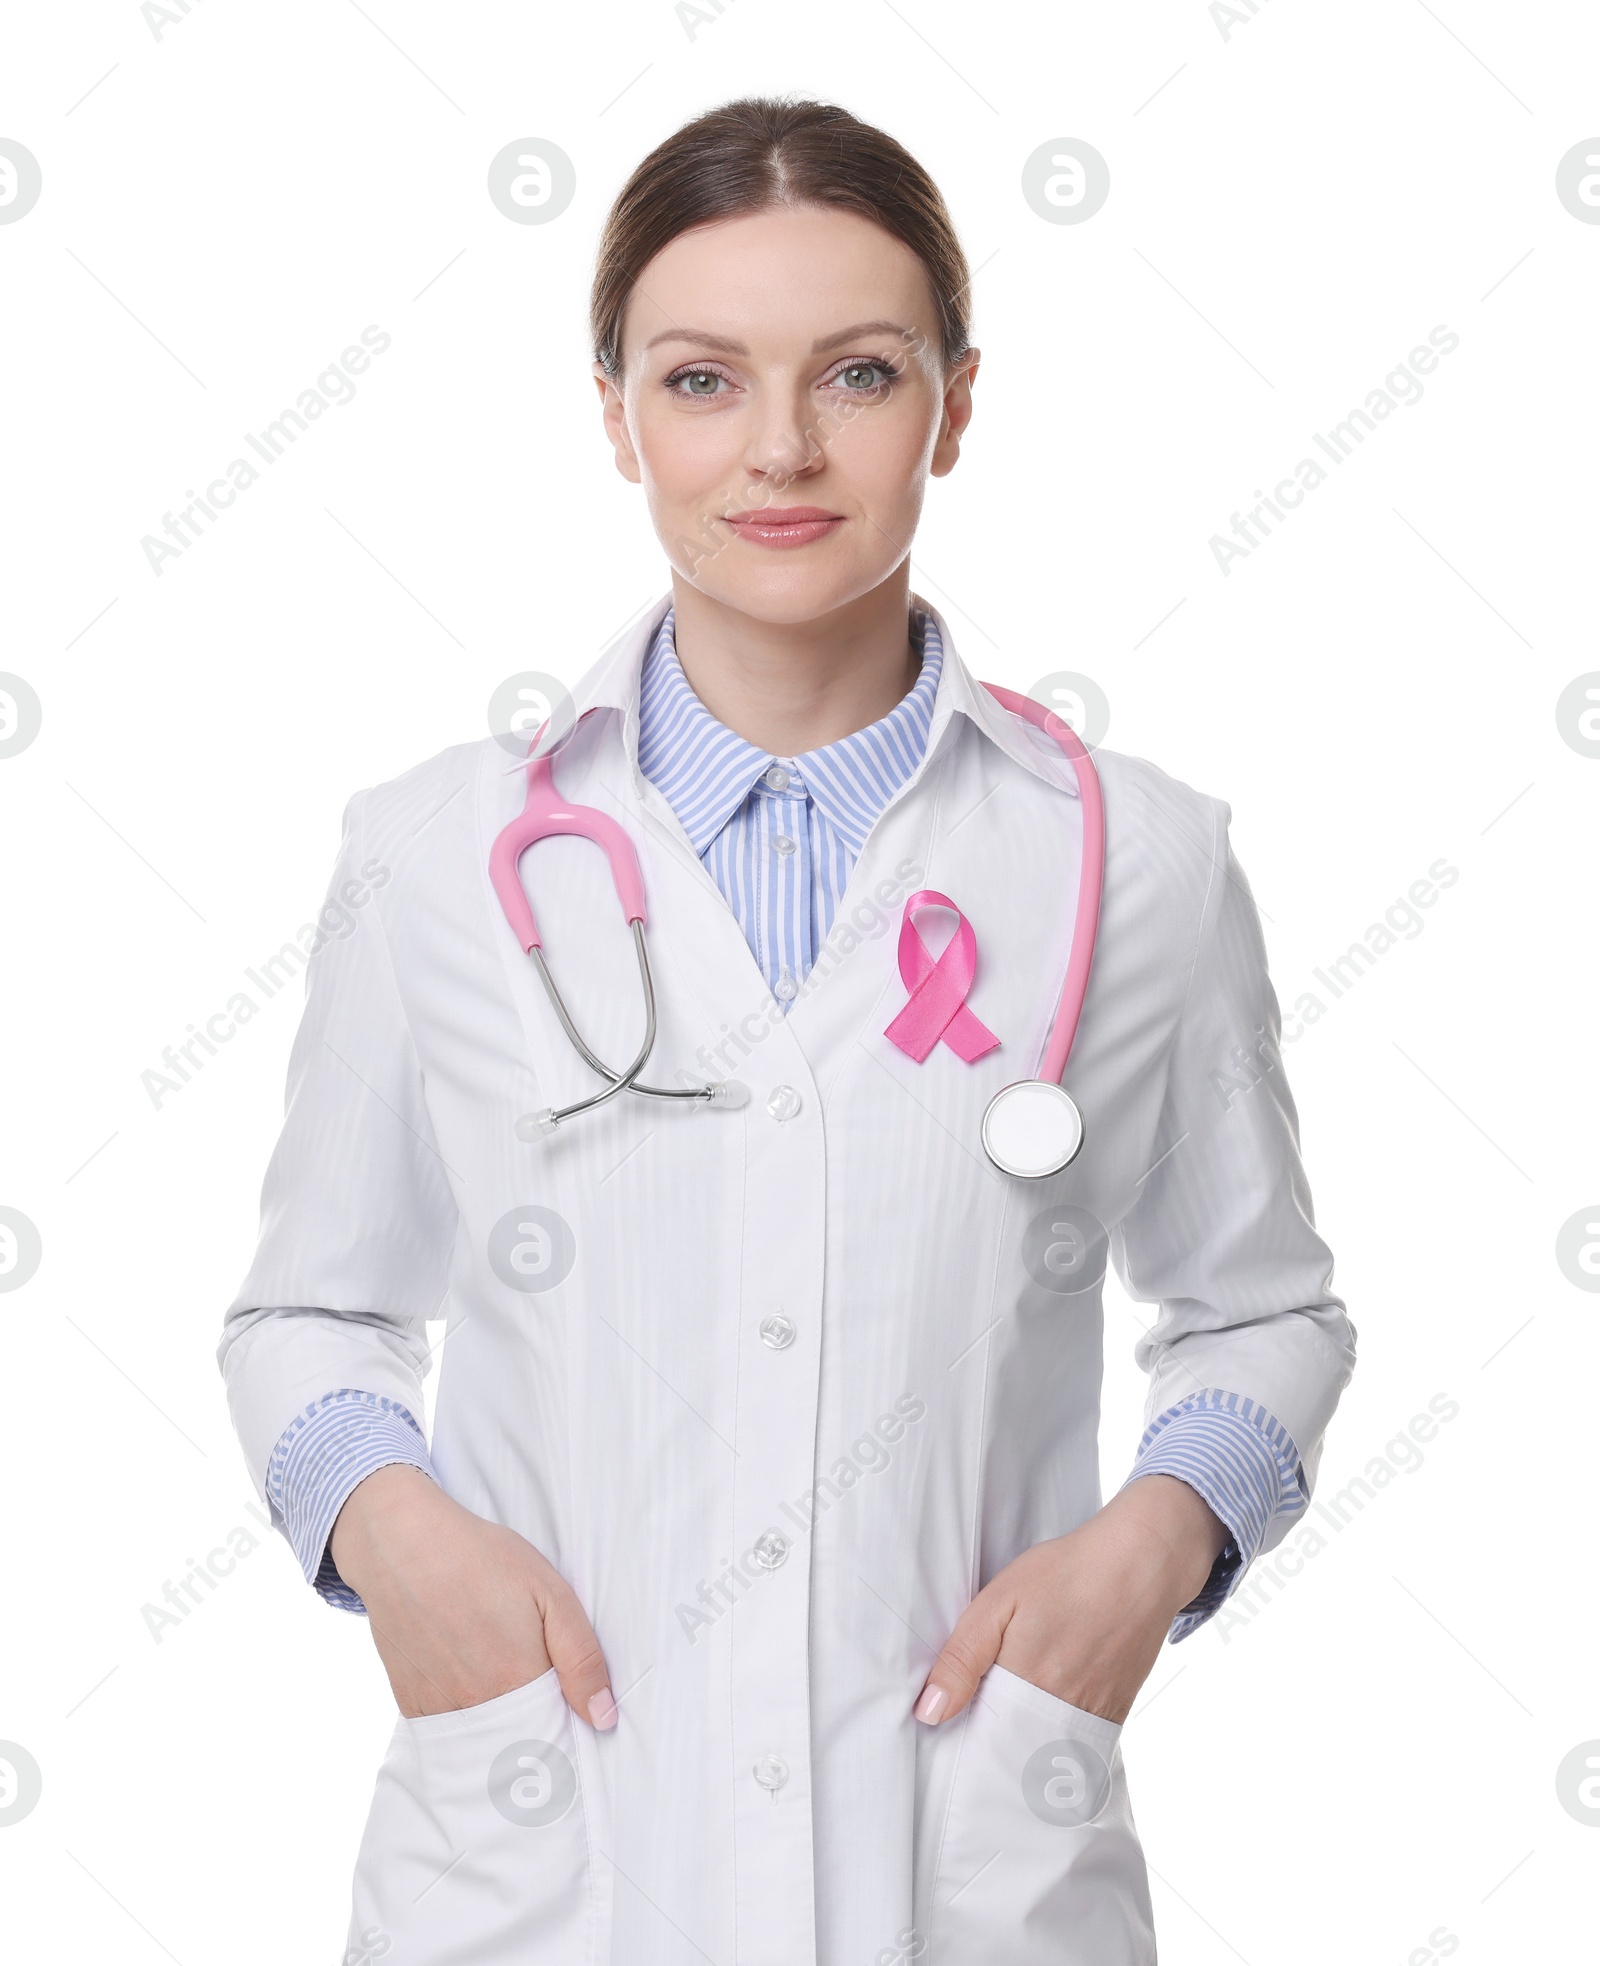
[
  {"left": 556, "top": 589, "right": 1082, "bottom": 807},
  {"left": 916, "top": 600, "right": 1082, "bottom": 800}
]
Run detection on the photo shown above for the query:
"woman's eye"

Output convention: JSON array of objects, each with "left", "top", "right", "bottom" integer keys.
[
  {"left": 831, "top": 360, "right": 898, "bottom": 392},
  {"left": 667, "top": 368, "right": 729, "bottom": 397}
]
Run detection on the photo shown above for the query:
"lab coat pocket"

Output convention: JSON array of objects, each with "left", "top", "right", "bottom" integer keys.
[
  {"left": 927, "top": 1662, "right": 1154, "bottom": 1966},
  {"left": 345, "top": 1666, "right": 598, "bottom": 1966}
]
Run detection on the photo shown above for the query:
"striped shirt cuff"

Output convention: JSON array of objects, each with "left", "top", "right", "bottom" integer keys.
[
  {"left": 265, "top": 1390, "right": 436, "bottom": 1615},
  {"left": 1120, "top": 1391, "right": 1304, "bottom": 1644}
]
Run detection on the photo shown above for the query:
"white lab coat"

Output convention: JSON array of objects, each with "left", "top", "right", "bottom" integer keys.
[{"left": 220, "top": 593, "right": 1354, "bottom": 1966}]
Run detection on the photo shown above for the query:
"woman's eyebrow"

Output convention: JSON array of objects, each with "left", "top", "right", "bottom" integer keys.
[
  {"left": 811, "top": 319, "right": 915, "bottom": 353},
  {"left": 643, "top": 319, "right": 915, "bottom": 355}
]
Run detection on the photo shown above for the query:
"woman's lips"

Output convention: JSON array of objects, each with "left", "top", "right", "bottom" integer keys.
[{"left": 721, "top": 507, "right": 844, "bottom": 549}]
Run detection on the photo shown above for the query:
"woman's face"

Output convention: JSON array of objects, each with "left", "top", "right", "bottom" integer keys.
[{"left": 595, "top": 203, "right": 978, "bottom": 625}]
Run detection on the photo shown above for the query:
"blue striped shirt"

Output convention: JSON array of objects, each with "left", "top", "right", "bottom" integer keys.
[
  {"left": 267, "top": 604, "right": 1305, "bottom": 1639},
  {"left": 637, "top": 603, "right": 943, "bottom": 1005}
]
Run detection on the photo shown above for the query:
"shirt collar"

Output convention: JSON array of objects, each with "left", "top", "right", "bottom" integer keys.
[
  {"left": 634, "top": 605, "right": 946, "bottom": 856},
  {"left": 636, "top": 611, "right": 771, "bottom": 852},
  {"left": 791, "top": 613, "right": 943, "bottom": 853},
  {"left": 556, "top": 590, "right": 1081, "bottom": 812}
]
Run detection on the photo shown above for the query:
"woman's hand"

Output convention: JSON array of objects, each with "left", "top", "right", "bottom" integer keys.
[
  {"left": 913, "top": 1475, "right": 1230, "bottom": 1728},
  {"left": 328, "top": 1464, "right": 617, "bottom": 1730}
]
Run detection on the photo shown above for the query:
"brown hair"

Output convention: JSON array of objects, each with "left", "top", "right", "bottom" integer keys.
[{"left": 590, "top": 95, "right": 973, "bottom": 381}]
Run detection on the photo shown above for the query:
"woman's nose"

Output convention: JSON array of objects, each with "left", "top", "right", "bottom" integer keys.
[{"left": 741, "top": 385, "right": 825, "bottom": 484}]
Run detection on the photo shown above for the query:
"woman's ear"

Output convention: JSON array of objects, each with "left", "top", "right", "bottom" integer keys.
[
  {"left": 930, "top": 350, "right": 979, "bottom": 479},
  {"left": 593, "top": 364, "right": 642, "bottom": 485}
]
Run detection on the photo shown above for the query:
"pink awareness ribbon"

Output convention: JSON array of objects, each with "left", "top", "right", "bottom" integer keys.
[{"left": 883, "top": 890, "right": 1001, "bottom": 1064}]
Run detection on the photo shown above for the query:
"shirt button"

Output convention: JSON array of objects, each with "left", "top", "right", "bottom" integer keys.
[
  {"left": 753, "top": 1753, "right": 789, "bottom": 1794},
  {"left": 772, "top": 834, "right": 797, "bottom": 857},
  {"left": 752, "top": 1529, "right": 790, "bottom": 1570},
  {"left": 764, "top": 764, "right": 791, "bottom": 791},
  {"left": 760, "top": 1314, "right": 796, "bottom": 1350},
  {"left": 766, "top": 1085, "right": 801, "bottom": 1122},
  {"left": 774, "top": 971, "right": 797, "bottom": 1002}
]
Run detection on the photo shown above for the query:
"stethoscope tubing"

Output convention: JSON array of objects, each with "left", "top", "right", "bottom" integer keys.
[
  {"left": 972, "top": 685, "right": 1105, "bottom": 1086},
  {"left": 492, "top": 678, "right": 1105, "bottom": 1135},
  {"left": 529, "top": 920, "right": 720, "bottom": 1127}
]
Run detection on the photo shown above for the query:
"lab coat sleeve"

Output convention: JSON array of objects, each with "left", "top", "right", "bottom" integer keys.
[
  {"left": 1108, "top": 799, "right": 1357, "bottom": 1550},
  {"left": 217, "top": 789, "right": 460, "bottom": 1506}
]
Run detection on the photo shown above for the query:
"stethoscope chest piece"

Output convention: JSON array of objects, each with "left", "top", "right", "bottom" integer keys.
[{"left": 981, "top": 1080, "right": 1085, "bottom": 1179}]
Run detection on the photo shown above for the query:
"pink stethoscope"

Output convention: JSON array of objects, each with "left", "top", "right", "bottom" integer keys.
[{"left": 489, "top": 686, "right": 1103, "bottom": 1179}]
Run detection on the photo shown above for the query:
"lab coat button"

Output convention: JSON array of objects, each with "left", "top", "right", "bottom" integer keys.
[
  {"left": 752, "top": 1530, "right": 790, "bottom": 1570},
  {"left": 759, "top": 1315, "right": 796, "bottom": 1350},
  {"left": 753, "top": 1753, "right": 789, "bottom": 1793},
  {"left": 764, "top": 765, "right": 791, "bottom": 791},
  {"left": 766, "top": 1085, "right": 802, "bottom": 1121}
]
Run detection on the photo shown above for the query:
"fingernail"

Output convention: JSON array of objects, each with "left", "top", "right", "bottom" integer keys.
[
  {"left": 913, "top": 1684, "right": 947, "bottom": 1725},
  {"left": 588, "top": 1688, "right": 618, "bottom": 1731}
]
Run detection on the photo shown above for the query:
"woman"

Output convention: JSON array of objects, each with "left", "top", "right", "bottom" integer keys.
[{"left": 220, "top": 96, "right": 1355, "bottom": 1966}]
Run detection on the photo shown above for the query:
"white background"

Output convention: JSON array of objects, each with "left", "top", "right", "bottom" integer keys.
[{"left": 2, "top": 2, "right": 1597, "bottom": 1961}]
